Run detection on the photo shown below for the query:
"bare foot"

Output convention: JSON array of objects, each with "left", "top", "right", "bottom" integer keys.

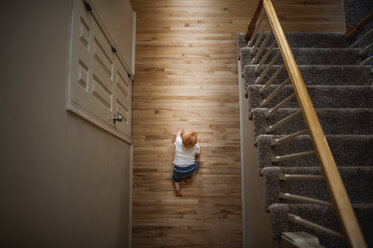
[
  {"left": 174, "top": 182, "right": 182, "bottom": 197},
  {"left": 175, "top": 189, "right": 182, "bottom": 197}
]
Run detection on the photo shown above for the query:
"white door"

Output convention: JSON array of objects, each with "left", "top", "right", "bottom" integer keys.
[{"left": 67, "top": 0, "right": 132, "bottom": 142}]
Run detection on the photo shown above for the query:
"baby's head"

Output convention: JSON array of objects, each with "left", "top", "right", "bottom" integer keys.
[{"left": 181, "top": 129, "right": 197, "bottom": 148}]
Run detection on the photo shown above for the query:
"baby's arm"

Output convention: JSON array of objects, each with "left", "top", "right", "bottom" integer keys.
[
  {"left": 176, "top": 127, "right": 184, "bottom": 137},
  {"left": 195, "top": 152, "right": 200, "bottom": 159},
  {"left": 195, "top": 144, "right": 201, "bottom": 159}
]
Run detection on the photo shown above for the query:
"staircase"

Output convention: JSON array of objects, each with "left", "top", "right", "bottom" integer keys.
[{"left": 237, "top": 31, "right": 373, "bottom": 248}]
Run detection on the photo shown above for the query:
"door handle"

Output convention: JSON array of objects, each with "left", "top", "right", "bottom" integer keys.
[{"left": 113, "top": 115, "right": 123, "bottom": 123}]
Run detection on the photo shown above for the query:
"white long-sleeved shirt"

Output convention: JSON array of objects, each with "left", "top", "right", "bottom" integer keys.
[{"left": 173, "top": 136, "right": 200, "bottom": 167}]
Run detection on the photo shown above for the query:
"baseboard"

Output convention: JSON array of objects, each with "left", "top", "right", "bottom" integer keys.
[
  {"left": 128, "top": 144, "right": 133, "bottom": 248},
  {"left": 238, "top": 59, "right": 247, "bottom": 248}
]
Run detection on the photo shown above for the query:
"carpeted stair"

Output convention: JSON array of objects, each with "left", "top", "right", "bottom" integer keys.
[
  {"left": 241, "top": 47, "right": 362, "bottom": 66},
  {"left": 247, "top": 85, "right": 373, "bottom": 109},
  {"left": 262, "top": 167, "right": 373, "bottom": 208},
  {"left": 257, "top": 135, "right": 373, "bottom": 172},
  {"left": 243, "top": 65, "right": 373, "bottom": 88},
  {"left": 269, "top": 203, "right": 373, "bottom": 248},
  {"left": 252, "top": 108, "right": 373, "bottom": 137},
  {"left": 238, "top": 31, "right": 373, "bottom": 247}
]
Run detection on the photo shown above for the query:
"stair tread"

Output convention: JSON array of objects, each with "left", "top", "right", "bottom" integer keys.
[
  {"left": 263, "top": 166, "right": 373, "bottom": 210},
  {"left": 255, "top": 134, "right": 373, "bottom": 171},
  {"left": 268, "top": 203, "right": 373, "bottom": 248},
  {"left": 237, "top": 32, "right": 349, "bottom": 54},
  {"left": 247, "top": 85, "right": 373, "bottom": 109},
  {"left": 251, "top": 108, "right": 373, "bottom": 137},
  {"left": 240, "top": 47, "right": 361, "bottom": 66},
  {"left": 237, "top": 30, "right": 373, "bottom": 246},
  {"left": 243, "top": 64, "right": 373, "bottom": 86}
]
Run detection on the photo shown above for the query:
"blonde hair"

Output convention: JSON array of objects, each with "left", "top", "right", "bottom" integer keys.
[{"left": 181, "top": 129, "right": 197, "bottom": 148}]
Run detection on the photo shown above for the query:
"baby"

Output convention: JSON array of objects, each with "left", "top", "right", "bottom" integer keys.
[{"left": 171, "top": 127, "right": 200, "bottom": 197}]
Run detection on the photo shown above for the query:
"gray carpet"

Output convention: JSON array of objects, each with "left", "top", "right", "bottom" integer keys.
[
  {"left": 247, "top": 85, "right": 373, "bottom": 109},
  {"left": 262, "top": 166, "right": 373, "bottom": 209},
  {"left": 236, "top": 33, "right": 351, "bottom": 59},
  {"left": 252, "top": 108, "right": 373, "bottom": 138},
  {"left": 344, "top": 0, "right": 373, "bottom": 60},
  {"left": 240, "top": 47, "right": 362, "bottom": 66},
  {"left": 237, "top": 32, "right": 349, "bottom": 50},
  {"left": 269, "top": 203, "right": 373, "bottom": 248},
  {"left": 238, "top": 31, "right": 373, "bottom": 247},
  {"left": 256, "top": 135, "right": 373, "bottom": 172},
  {"left": 243, "top": 65, "right": 373, "bottom": 88}
]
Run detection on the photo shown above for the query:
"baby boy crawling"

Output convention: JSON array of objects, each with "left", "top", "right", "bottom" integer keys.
[{"left": 171, "top": 127, "right": 200, "bottom": 196}]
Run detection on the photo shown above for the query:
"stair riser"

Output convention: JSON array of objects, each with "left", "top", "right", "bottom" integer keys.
[
  {"left": 247, "top": 85, "right": 373, "bottom": 109},
  {"left": 263, "top": 167, "right": 373, "bottom": 208},
  {"left": 237, "top": 33, "right": 247, "bottom": 59},
  {"left": 243, "top": 65, "right": 373, "bottom": 86},
  {"left": 237, "top": 32, "right": 349, "bottom": 51},
  {"left": 240, "top": 47, "right": 361, "bottom": 66},
  {"left": 252, "top": 108, "right": 373, "bottom": 138},
  {"left": 256, "top": 135, "right": 373, "bottom": 172},
  {"left": 269, "top": 203, "right": 373, "bottom": 248}
]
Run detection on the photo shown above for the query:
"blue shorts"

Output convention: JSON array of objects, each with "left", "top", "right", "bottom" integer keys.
[{"left": 171, "top": 162, "right": 199, "bottom": 182}]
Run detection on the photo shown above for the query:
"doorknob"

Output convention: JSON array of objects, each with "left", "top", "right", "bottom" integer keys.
[{"left": 113, "top": 115, "right": 123, "bottom": 123}]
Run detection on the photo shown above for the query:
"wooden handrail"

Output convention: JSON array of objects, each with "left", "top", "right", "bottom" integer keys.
[
  {"left": 260, "top": 0, "right": 367, "bottom": 247},
  {"left": 244, "top": 0, "right": 263, "bottom": 41},
  {"left": 345, "top": 12, "right": 373, "bottom": 40}
]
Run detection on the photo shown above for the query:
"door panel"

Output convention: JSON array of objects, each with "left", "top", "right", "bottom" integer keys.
[{"left": 67, "top": 0, "right": 132, "bottom": 142}]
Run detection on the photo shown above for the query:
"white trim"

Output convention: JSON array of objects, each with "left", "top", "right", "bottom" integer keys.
[
  {"left": 131, "top": 11, "right": 136, "bottom": 76},
  {"left": 128, "top": 144, "right": 133, "bottom": 248},
  {"left": 238, "top": 59, "right": 247, "bottom": 248},
  {"left": 66, "top": 0, "right": 74, "bottom": 110}
]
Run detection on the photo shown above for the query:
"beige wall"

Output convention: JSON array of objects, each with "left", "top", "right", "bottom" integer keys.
[
  {"left": 0, "top": 1, "right": 131, "bottom": 247},
  {"left": 239, "top": 65, "right": 278, "bottom": 248}
]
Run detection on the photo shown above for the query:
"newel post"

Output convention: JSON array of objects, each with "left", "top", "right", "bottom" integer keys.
[{"left": 244, "top": 0, "right": 263, "bottom": 41}]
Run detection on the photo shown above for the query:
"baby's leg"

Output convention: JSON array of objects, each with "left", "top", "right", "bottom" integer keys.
[
  {"left": 184, "top": 176, "right": 192, "bottom": 183},
  {"left": 174, "top": 182, "right": 182, "bottom": 196},
  {"left": 185, "top": 162, "right": 199, "bottom": 183}
]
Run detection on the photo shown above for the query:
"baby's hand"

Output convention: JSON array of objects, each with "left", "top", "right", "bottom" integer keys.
[{"left": 176, "top": 127, "right": 184, "bottom": 136}]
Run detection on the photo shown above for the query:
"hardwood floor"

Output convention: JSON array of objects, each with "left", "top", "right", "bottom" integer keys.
[{"left": 130, "top": 0, "right": 345, "bottom": 247}]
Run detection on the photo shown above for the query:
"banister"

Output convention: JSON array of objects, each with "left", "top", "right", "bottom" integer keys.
[
  {"left": 253, "top": 30, "right": 272, "bottom": 63},
  {"left": 257, "top": 0, "right": 367, "bottom": 247},
  {"left": 361, "top": 55, "right": 373, "bottom": 65},
  {"left": 265, "top": 93, "right": 295, "bottom": 118},
  {"left": 345, "top": 12, "right": 373, "bottom": 40},
  {"left": 271, "top": 129, "right": 307, "bottom": 146},
  {"left": 288, "top": 214, "right": 344, "bottom": 239},
  {"left": 279, "top": 174, "right": 323, "bottom": 180},
  {"left": 255, "top": 39, "right": 276, "bottom": 73},
  {"left": 280, "top": 192, "right": 333, "bottom": 207},
  {"left": 251, "top": 19, "right": 269, "bottom": 55},
  {"left": 350, "top": 29, "right": 373, "bottom": 48},
  {"left": 245, "top": 0, "right": 263, "bottom": 41},
  {"left": 271, "top": 150, "right": 315, "bottom": 162}
]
